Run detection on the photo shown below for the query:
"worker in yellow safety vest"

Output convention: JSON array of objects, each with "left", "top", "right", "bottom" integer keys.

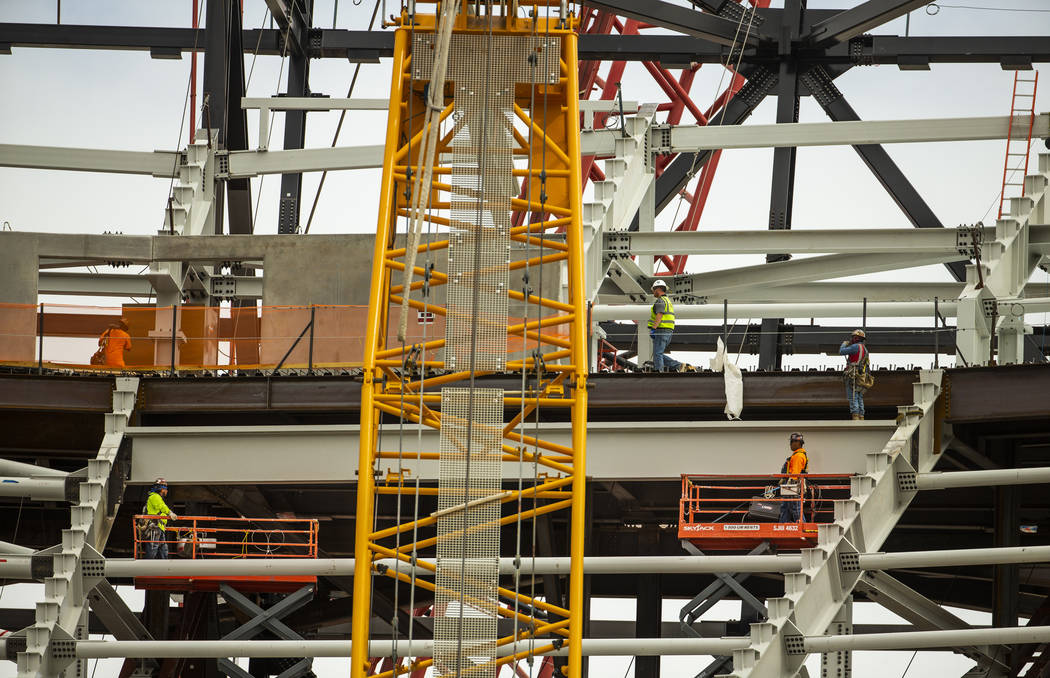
[
  {"left": 139, "top": 478, "right": 178, "bottom": 559},
  {"left": 647, "top": 279, "right": 682, "bottom": 372}
]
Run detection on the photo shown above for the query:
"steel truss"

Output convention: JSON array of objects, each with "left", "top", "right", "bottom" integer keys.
[{"left": 352, "top": 9, "right": 588, "bottom": 678}]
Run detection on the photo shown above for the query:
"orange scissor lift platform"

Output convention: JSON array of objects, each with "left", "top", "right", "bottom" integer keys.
[
  {"left": 132, "top": 515, "right": 320, "bottom": 593},
  {"left": 678, "top": 474, "right": 854, "bottom": 551}
]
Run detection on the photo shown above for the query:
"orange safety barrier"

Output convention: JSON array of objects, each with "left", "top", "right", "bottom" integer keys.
[
  {"left": 132, "top": 515, "right": 319, "bottom": 559},
  {"left": 0, "top": 302, "right": 569, "bottom": 372},
  {"left": 678, "top": 473, "right": 853, "bottom": 550}
]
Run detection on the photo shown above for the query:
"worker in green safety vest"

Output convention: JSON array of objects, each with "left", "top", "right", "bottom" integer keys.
[{"left": 647, "top": 279, "right": 682, "bottom": 372}]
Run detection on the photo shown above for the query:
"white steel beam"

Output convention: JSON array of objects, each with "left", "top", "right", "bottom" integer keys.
[
  {"left": 596, "top": 282, "right": 967, "bottom": 305},
  {"left": 241, "top": 97, "right": 390, "bottom": 111},
  {"left": 801, "top": 626, "right": 1050, "bottom": 654},
  {"left": 0, "top": 541, "right": 35, "bottom": 556},
  {"left": 4, "top": 544, "right": 1044, "bottom": 581},
  {"left": 39, "top": 272, "right": 156, "bottom": 298},
  {"left": 858, "top": 545, "right": 1050, "bottom": 571},
  {"left": 663, "top": 252, "right": 961, "bottom": 300},
  {"left": 94, "top": 555, "right": 802, "bottom": 579},
  {"left": 64, "top": 628, "right": 1050, "bottom": 660},
  {"left": 241, "top": 98, "right": 389, "bottom": 151},
  {"left": 72, "top": 638, "right": 751, "bottom": 659},
  {"left": 915, "top": 466, "right": 1050, "bottom": 490},
  {"left": 225, "top": 145, "right": 385, "bottom": 177},
  {"left": 592, "top": 301, "right": 958, "bottom": 322},
  {"left": 603, "top": 227, "right": 1046, "bottom": 256},
  {"left": 661, "top": 114, "right": 1050, "bottom": 153},
  {"left": 127, "top": 420, "right": 895, "bottom": 483},
  {"left": 0, "top": 477, "right": 67, "bottom": 501},
  {"left": 0, "top": 144, "right": 181, "bottom": 177},
  {"left": 0, "top": 459, "right": 67, "bottom": 478}
]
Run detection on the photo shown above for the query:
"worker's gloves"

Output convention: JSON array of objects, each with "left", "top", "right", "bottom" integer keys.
[
  {"left": 168, "top": 512, "right": 178, "bottom": 521},
  {"left": 649, "top": 330, "right": 656, "bottom": 339}
]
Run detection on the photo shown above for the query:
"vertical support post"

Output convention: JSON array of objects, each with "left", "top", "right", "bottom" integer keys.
[
  {"left": 635, "top": 573, "right": 662, "bottom": 678},
  {"left": 307, "top": 305, "right": 316, "bottom": 374},
  {"left": 37, "top": 302, "right": 44, "bottom": 374},
  {"left": 758, "top": 0, "right": 805, "bottom": 371},
  {"left": 934, "top": 296, "right": 939, "bottom": 368},
  {"left": 563, "top": 31, "right": 590, "bottom": 678},
  {"left": 862, "top": 297, "right": 867, "bottom": 332},
  {"left": 351, "top": 27, "right": 409, "bottom": 678},
  {"left": 723, "top": 299, "right": 728, "bottom": 345},
  {"left": 994, "top": 443, "right": 1020, "bottom": 670},
  {"left": 203, "top": 0, "right": 253, "bottom": 236},
  {"left": 637, "top": 181, "right": 655, "bottom": 365},
  {"left": 170, "top": 304, "right": 178, "bottom": 376},
  {"left": 822, "top": 596, "right": 853, "bottom": 678},
  {"left": 277, "top": 1, "right": 315, "bottom": 234},
  {"left": 190, "top": 0, "right": 199, "bottom": 139}
]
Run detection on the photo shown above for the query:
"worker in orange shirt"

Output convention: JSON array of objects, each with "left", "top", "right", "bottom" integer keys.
[
  {"left": 778, "top": 432, "right": 808, "bottom": 523},
  {"left": 99, "top": 318, "right": 132, "bottom": 368}
]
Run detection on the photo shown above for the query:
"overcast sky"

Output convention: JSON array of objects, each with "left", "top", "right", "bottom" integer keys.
[{"left": 0, "top": 2, "right": 1047, "bottom": 676}]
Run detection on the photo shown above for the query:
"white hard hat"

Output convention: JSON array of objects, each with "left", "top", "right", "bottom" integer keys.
[{"left": 651, "top": 279, "right": 668, "bottom": 289}]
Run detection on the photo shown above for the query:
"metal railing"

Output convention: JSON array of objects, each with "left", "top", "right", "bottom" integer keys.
[
  {"left": 133, "top": 515, "right": 319, "bottom": 560},
  {"left": 679, "top": 473, "right": 853, "bottom": 526}
]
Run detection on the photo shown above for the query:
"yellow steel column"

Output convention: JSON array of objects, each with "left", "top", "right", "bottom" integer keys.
[
  {"left": 562, "top": 31, "right": 589, "bottom": 678},
  {"left": 351, "top": 26, "right": 409, "bottom": 678}
]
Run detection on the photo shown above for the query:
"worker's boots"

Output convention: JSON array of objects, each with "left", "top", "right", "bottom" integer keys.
[{"left": 851, "top": 414, "right": 864, "bottom": 421}]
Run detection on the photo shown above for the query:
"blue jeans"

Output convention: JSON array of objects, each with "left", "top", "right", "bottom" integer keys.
[
  {"left": 651, "top": 329, "right": 681, "bottom": 372},
  {"left": 144, "top": 534, "right": 169, "bottom": 559},
  {"left": 779, "top": 496, "right": 801, "bottom": 523},
  {"left": 846, "top": 382, "right": 865, "bottom": 416}
]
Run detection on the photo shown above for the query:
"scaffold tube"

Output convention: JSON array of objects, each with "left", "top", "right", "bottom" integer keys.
[
  {"left": 857, "top": 545, "right": 1050, "bottom": 570},
  {"left": 66, "top": 628, "right": 1050, "bottom": 659},
  {"left": 71, "top": 638, "right": 751, "bottom": 659},
  {"left": 0, "top": 477, "right": 66, "bottom": 501},
  {"left": 0, "top": 459, "right": 67, "bottom": 478},
  {"left": 11, "top": 546, "right": 1045, "bottom": 581},
  {"left": 916, "top": 467, "right": 1050, "bottom": 490},
  {"left": 803, "top": 626, "right": 1050, "bottom": 653}
]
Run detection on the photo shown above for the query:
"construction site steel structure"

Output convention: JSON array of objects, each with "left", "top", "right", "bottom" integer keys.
[{"left": 3, "top": 2, "right": 1050, "bottom": 678}]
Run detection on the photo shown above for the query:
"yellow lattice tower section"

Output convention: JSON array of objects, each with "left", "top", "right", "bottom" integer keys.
[{"left": 352, "top": 3, "right": 587, "bottom": 678}]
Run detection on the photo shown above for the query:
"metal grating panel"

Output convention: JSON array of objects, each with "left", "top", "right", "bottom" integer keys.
[
  {"left": 412, "top": 33, "right": 560, "bottom": 370},
  {"left": 435, "top": 386, "right": 505, "bottom": 678}
]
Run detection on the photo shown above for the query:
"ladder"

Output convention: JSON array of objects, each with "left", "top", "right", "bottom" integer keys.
[{"left": 998, "top": 70, "right": 1039, "bottom": 219}]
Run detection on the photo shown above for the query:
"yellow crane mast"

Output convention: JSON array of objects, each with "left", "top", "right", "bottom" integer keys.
[{"left": 352, "top": 3, "right": 588, "bottom": 677}]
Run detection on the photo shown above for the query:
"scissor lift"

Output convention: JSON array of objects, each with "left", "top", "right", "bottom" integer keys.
[{"left": 677, "top": 474, "right": 853, "bottom": 551}]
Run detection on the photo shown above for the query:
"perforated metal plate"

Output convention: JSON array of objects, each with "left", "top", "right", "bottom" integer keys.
[
  {"left": 435, "top": 386, "right": 505, "bottom": 678},
  {"left": 412, "top": 33, "right": 560, "bottom": 371}
]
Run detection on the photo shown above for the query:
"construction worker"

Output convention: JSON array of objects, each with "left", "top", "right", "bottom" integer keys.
[
  {"left": 840, "top": 329, "right": 871, "bottom": 420},
  {"left": 779, "top": 433, "right": 808, "bottom": 523},
  {"left": 647, "top": 279, "right": 682, "bottom": 372},
  {"left": 141, "top": 478, "right": 177, "bottom": 559},
  {"left": 99, "top": 318, "right": 132, "bottom": 368}
]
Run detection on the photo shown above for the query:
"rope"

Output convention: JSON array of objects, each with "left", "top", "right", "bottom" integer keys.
[{"left": 397, "top": 0, "right": 458, "bottom": 342}]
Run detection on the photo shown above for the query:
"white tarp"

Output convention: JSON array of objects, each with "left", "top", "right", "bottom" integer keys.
[{"left": 708, "top": 337, "right": 743, "bottom": 420}]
